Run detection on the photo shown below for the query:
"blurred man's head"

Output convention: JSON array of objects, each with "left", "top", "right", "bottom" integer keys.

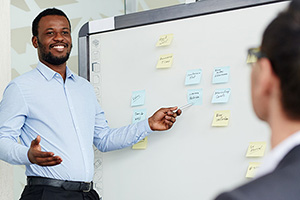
[{"left": 251, "top": 0, "right": 300, "bottom": 121}]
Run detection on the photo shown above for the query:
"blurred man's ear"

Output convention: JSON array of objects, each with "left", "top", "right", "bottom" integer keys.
[{"left": 259, "top": 58, "right": 280, "bottom": 97}]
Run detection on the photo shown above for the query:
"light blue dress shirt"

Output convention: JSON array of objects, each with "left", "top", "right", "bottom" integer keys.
[{"left": 0, "top": 62, "right": 152, "bottom": 182}]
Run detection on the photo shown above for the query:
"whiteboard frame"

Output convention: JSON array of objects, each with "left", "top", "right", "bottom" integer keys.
[
  {"left": 77, "top": 0, "right": 289, "bottom": 199},
  {"left": 78, "top": 0, "right": 287, "bottom": 80}
]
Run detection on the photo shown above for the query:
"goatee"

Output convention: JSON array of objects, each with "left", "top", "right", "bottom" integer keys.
[{"left": 38, "top": 40, "right": 72, "bottom": 65}]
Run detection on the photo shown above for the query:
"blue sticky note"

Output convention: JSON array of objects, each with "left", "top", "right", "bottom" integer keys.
[
  {"left": 212, "top": 66, "right": 230, "bottom": 84},
  {"left": 187, "top": 89, "right": 203, "bottom": 105},
  {"left": 131, "top": 90, "right": 146, "bottom": 107},
  {"left": 132, "top": 109, "right": 147, "bottom": 123},
  {"left": 185, "top": 69, "right": 202, "bottom": 85},
  {"left": 212, "top": 88, "right": 231, "bottom": 103}
]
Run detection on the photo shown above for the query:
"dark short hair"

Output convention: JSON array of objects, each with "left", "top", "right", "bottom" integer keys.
[
  {"left": 32, "top": 8, "right": 71, "bottom": 36},
  {"left": 261, "top": 0, "right": 300, "bottom": 119}
]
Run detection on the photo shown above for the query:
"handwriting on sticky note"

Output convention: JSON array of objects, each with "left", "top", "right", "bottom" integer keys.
[
  {"left": 132, "top": 109, "right": 147, "bottom": 123},
  {"left": 246, "top": 162, "right": 261, "bottom": 178},
  {"left": 187, "top": 89, "right": 203, "bottom": 105},
  {"left": 246, "top": 142, "right": 266, "bottom": 157},
  {"left": 212, "top": 66, "right": 230, "bottom": 84},
  {"left": 131, "top": 90, "right": 146, "bottom": 107},
  {"left": 185, "top": 69, "right": 202, "bottom": 85},
  {"left": 156, "top": 34, "right": 174, "bottom": 47},
  {"left": 212, "top": 110, "right": 230, "bottom": 127},
  {"left": 212, "top": 88, "right": 231, "bottom": 103},
  {"left": 156, "top": 54, "right": 173, "bottom": 69},
  {"left": 132, "top": 137, "right": 148, "bottom": 150}
]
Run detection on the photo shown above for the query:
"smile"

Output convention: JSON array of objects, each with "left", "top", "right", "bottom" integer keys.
[
  {"left": 51, "top": 44, "right": 67, "bottom": 52},
  {"left": 53, "top": 46, "right": 65, "bottom": 49}
]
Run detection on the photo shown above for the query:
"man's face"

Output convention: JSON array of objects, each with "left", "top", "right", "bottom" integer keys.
[{"left": 32, "top": 15, "right": 72, "bottom": 66}]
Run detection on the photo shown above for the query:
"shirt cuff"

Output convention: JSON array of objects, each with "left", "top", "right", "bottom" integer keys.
[
  {"left": 138, "top": 119, "right": 153, "bottom": 133},
  {"left": 22, "top": 147, "right": 32, "bottom": 165},
  {"left": 15, "top": 144, "right": 32, "bottom": 165}
]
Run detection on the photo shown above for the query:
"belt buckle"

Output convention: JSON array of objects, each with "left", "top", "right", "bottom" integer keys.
[{"left": 83, "top": 182, "right": 92, "bottom": 193}]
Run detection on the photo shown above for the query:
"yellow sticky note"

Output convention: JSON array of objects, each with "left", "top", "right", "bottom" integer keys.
[
  {"left": 246, "top": 142, "right": 266, "bottom": 157},
  {"left": 132, "top": 137, "right": 148, "bottom": 150},
  {"left": 246, "top": 162, "right": 261, "bottom": 178},
  {"left": 156, "top": 54, "right": 173, "bottom": 69},
  {"left": 156, "top": 34, "right": 174, "bottom": 47},
  {"left": 212, "top": 110, "right": 230, "bottom": 127}
]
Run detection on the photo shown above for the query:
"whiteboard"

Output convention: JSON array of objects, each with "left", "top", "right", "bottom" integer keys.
[{"left": 87, "top": 2, "right": 288, "bottom": 200}]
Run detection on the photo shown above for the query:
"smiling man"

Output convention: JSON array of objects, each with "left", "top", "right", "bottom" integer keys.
[
  {"left": 0, "top": 8, "right": 181, "bottom": 200},
  {"left": 32, "top": 11, "right": 72, "bottom": 80}
]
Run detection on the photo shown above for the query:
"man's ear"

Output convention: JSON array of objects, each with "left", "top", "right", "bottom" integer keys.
[
  {"left": 259, "top": 58, "right": 279, "bottom": 96},
  {"left": 32, "top": 36, "right": 38, "bottom": 48}
]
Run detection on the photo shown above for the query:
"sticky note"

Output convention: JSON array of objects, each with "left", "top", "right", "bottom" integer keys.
[
  {"left": 185, "top": 69, "right": 202, "bottom": 85},
  {"left": 187, "top": 89, "right": 203, "bottom": 105},
  {"left": 132, "top": 137, "right": 148, "bottom": 150},
  {"left": 212, "top": 88, "right": 231, "bottom": 103},
  {"left": 132, "top": 109, "right": 147, "bottom": 123},
  {"left": 156, "top": 34, "right": 174, "bottom": 47},
  {"left": 246, "top": 142, "right": 266, "bottom": 157},
  {"left": 212, "top": 66, "right": 230, "bottom": 84},
  {"left": 212, "top": 110, "right": 230, "bottom": 127},
  {"left": 156, "top": 54, "right": 173, "bottom": 69},
  {"left": 131, "top": 90, "right": 146, "bottom": 107},
  {"left": 246, "top": 162, "right": 261, "bottom": 178}
]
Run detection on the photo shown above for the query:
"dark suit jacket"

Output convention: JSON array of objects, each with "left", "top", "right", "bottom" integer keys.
[{"left": 215, "top": 145, "right": 300, "bottom": 200}]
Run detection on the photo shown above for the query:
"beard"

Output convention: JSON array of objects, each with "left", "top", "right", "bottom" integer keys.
[{"left": 38, "top": 39, "right": 72, "bottom": 65}]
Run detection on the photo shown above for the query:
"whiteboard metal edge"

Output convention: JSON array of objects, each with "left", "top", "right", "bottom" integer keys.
[
  {"left": 114, "top": 0, "right": 289, "bottom": 31},
  {"left": 89, "top": 17, "right": 115, "bottom": 34},
  {"left": 78, "top": 36, "right": 89, "bottom": 80},
  {"left": 78, "top": 0, "right": 289, "bottom": 80}
]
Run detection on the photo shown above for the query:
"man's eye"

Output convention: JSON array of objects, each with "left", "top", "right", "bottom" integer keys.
[
  {"left": 46, "top": 32, "right": 54, "bottom": 35},
  {"left": 62, "top": 31, "right": 69, "bottom": 35}
]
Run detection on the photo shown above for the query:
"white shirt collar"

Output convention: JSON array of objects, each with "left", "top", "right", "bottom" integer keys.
[{"left": 256, "top": 130, "right": 300, "bottom": 178}]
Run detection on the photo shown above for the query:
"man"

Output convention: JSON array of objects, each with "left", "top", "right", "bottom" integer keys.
[
  {"left": 215, "top": 0, "right": 300, "bottom": 199},
  {"left": 0, "top": 8, "right": 181, "bottom": 200}
]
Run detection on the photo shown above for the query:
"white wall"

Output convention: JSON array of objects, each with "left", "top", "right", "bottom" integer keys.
[{"left": 0, "top": 0, "right": 13, "bottom": 199}]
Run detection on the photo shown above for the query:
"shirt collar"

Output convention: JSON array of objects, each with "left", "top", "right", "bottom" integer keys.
[{"left": 36, "top": 61, "right": 76, "bottom": 81}]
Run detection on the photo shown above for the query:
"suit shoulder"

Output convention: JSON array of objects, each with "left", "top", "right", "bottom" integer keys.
[{"left": 216, "top": 164, "right": 300, "bottom": 200}]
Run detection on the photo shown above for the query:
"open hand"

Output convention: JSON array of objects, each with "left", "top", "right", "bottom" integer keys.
[{"left": 27, "top": 135, "right": 62, "bottom": 166}]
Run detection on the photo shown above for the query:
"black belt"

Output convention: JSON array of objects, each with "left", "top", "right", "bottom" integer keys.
[{"left": 27, "top": 176, "right": 93, "bottom": 193}]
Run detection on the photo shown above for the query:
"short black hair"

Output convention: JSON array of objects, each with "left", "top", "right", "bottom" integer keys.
[
  {"left": 32, "top": 8, "right": 71, "bottom": 37},
  {"left": 261, "top": 0, "right": 300, "bottom": 119}
]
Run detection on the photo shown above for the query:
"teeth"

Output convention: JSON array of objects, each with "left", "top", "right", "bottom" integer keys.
[{"left": 53, "top": 46, "right": 64, "bottom": 49}]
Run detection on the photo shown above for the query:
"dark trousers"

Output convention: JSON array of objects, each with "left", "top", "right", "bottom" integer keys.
[{"left": 20, "top": 185, "right": 100, "bottom": 200}]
